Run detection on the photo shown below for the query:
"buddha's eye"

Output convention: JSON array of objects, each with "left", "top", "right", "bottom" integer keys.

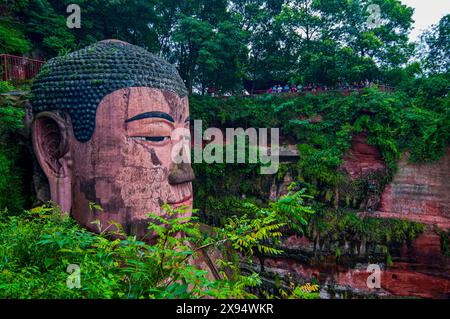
[{"left": 132, "top": 136, "right": 170, "bottom": 144}]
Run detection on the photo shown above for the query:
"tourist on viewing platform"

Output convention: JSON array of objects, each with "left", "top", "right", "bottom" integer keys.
[
  {"left": 271, "top": 85, "right": 277, "bottom": 94},
  {"left": 297, "top": 84, "right": 303, "bottom": 92},
  {"left": 277, "top": 84, "right": 282, "bottom": 93},
  {"left": 306, "top": 83, "right": 312, "bottom": 92},
  {"left": 290, "top": 85, "right": 297, "bottom": 93},
  {"left": 207, "top": 87, "right": 217, "bottom": 96},
  {"left": 283, "top": 84, "right": 290, "bottom": 93}
]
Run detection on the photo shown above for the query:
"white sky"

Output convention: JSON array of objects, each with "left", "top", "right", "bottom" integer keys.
[{"left": 399, "top": 0, "right": 450, "bottom": 42}]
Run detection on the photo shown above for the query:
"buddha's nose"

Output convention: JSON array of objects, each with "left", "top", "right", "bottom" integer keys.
[
  {"left": 168, "top": 134, "right": 194, "bottom": 185},
  {"left": 168, "top": 162, "right": 195, "bottom": 185}
]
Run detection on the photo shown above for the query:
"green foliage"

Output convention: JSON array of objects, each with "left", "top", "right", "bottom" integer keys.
[
  {"left": 215, "top": 187, "right": 315, "bottom": 257},
  {"left": 0, "top": 96, "right": 25, "bottom": 132},
  {"left": 268, "top": 185, "right": 315, "bottom": 233},
  {"left": 191, "top": 88, "right": 448, "bottom": 228},
  {"left": 296, "top": 143, "right": 342, "bottom": 187},
  {"left": 221, "top": 205, "right": 285, "bottom": 257},
  {"left": 436, "top": 228, "right": 450, "bottom": 257},
  {"left": 305, "top": 207, "right": 426, "bottom": 256},
  {"left": 0, "top": 92, "right": 29, "bottom": 213},
  {"left": 419, "top": 14, "right": 450, "bottom": 74},
  {"left": 411, "top": 73, "right": 450, "bottom": 112},
  {"left": 0, "top": 0, "right": 427, "bottom": 91},
  {"left": 0, "top": 19, "right": 31, "bottom": 54},
  {"left": 0, "top": 204, "right": 251, "bottom": 298},
  {"left": 0, "top": 81, "right": 15, "bottom": 93},
  {"left": 191, "top": 88, "right": 449, "bottom": 172},
  {"left": 0, "top": 188, "right": 314, "bottom": 299},
  {"left": 284, "top": 286, "right": 320, "bottom": 300},
  {"left": 0, "top": 150, "right": 27, "bottom": 214}
]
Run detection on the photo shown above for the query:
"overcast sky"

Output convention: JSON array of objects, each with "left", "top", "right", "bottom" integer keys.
[{"left": 399, "top": 0, "right": 450, "bottom": 42}]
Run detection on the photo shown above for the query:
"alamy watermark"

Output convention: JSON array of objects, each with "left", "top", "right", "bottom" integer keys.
[
  {"left": 67, "top": 4, "right": 81, "bottom": 29},
  {"left": 66, "top": 264, "right": 81, "bottom": 289},
  {"left": 366, "top": 4, "right": 382, "bottom": 29},
  {"left": 366, "top": 264, "right": 381, "bottom": 289},
  {"left": 160, "top": 120, "right": 280, "bottom": 175}
]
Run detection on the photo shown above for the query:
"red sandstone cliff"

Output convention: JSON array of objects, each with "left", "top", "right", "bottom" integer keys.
[
  {"left": 340, "top": 132, "right": 386, "bottom": 179},
  {"left": 377, "top": 149, "right": 450, "bottom": 229},
  {"left": 260, "top": 135, "right": 450, "bottom": 299}
]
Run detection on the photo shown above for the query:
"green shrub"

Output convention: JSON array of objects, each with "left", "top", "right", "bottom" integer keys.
[
  {"left": 0, "top": 93, "right": 29, "bottom": 213},
  {"left": 0, "top": 188, "right": 315, "bottom": 299},
  {"left": 0, "top": 82, "right": 15, "bottom": 93}
]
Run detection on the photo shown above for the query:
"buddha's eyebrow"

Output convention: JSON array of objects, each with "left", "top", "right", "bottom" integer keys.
[{"left": 125, "top": 112, "right": 174, "bottom": 123}]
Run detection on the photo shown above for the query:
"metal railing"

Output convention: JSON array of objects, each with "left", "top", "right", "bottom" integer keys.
[{"left": 0, "top": 54, "right": 44, "bottom": 84}]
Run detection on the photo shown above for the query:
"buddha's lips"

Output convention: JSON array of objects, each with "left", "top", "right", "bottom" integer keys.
[{"left": 168, "top": 196, "right": 193, "bottom": 207}]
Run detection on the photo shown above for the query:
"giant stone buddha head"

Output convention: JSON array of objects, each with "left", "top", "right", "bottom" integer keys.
[{"left": 30, "top": 40, "right": 194, "bottom": 237}]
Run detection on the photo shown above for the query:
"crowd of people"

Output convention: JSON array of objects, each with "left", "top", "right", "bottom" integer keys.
[
  {"left": 266, "top": 79, "right": 384, "bottom": 94},
  {"left": 205, "top": 79, "right": 392, "bottom": 97}
]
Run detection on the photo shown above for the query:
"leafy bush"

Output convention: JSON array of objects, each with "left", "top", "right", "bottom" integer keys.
[
  {"left": 304, "top": 207, "right": 426, "bottom": 257},
  {"left": 190, "top": 88, "right": 449, "bottom": 170},
  {"left": 0, "top": 92, "right": 30, "bottom": 213},
  {"left": 191, "top": 88, "right": 449, "bottom": 219},
  {"left": 0, "top": 188, "right": 315, "bottom": 299},
  {"left": 0, "top": 82, "right": 15, "bottom": 93},
  {"left": 0, "top": 204, "right": 251, "bottom": 298}
]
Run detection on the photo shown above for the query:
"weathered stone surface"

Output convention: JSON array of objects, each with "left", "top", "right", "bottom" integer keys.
[
  {"left": 257, "top": 230, "right": 450, "bottom": 299},
  {"left": 68, "top": 88, "right": 192, "bottom": 236},
  {"left": 31, "top": 40, "right": 187, "bottom": 142},
  {"left": 269, "top": 171, "right": 293, "bottom": 201},
  {"left": 258, "top": 135, "right": 450, "bottom": 298},
  {"left": 30, "top": 41, "right": 195, "bottom": 239},
  {"left": 340, "top": 132, "right": 386, "bottom": 179},
  {"left": 378, "top": 148, "right": 450, "bottom": 229}
]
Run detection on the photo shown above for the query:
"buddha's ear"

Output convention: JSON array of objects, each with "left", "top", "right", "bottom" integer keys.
[
  {"left": 32, "top": 112, "right": 72, "bottom": 177},
  {"left": 32, "top": 112, "right": 73, "bottom": 213}
]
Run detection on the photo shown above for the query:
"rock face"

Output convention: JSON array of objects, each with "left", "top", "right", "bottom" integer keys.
[
  {"left": 269, "top": 171, "right": 293, "bottom": 201},
  {"left": 377, "top": 148, "right": 450, "bottom": 229},
  {"left": 340, "top": 132, "right": 386, "bottom": 179},
  {"left": 258, "top": 135, "right": 450, "bottom": 299},
  {"left": 256, "top": 230, "right": 450, "bottom": 299}
]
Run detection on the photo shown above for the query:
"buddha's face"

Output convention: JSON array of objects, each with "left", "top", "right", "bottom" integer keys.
[{"left": 67, "top": 87, "right": 193, "bottom": 236}]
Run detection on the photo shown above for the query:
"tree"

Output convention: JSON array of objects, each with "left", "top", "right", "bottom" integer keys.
[
  {"left": 419, "top": 14, "right": 450, "bottom": 74},
  {"left": 0, "top": 0, "right": 31, "bottom": 54},
  {"left": 0, "top": 0, "right": 420, "bottom": 90},
  {"left": 170, "top": 0, "right": 247, "bottom": 94},
  {"left": 319, "top": 0, "right": 414, "bottom": 67}
]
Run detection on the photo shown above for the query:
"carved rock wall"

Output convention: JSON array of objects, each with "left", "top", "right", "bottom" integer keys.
[
  {"left": 340, "top": 132, "right": 386, "bottom": 179},
  {"left": 378, "top": 148, "right": 450, "bottom": 229},
  {"left": 256, "top": 231, "right": 450, "bottom": 299},
  {"left": 258, "top": 136, "right": 450, "bottom": 298}
]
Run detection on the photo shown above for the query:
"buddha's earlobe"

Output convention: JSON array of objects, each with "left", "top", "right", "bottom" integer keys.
[{"left": 32, "top": 112, "right": 73, "bottom": 213}]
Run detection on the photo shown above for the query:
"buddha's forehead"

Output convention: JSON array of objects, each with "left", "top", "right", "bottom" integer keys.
[{"left": 101, "top": 87, "right": 189, "bottom": 122}]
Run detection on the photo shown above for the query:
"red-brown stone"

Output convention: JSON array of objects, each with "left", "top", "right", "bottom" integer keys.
[
  {"left": 261, "top": 230, "right": 450, "bottom": 298},
  {"left": 378, "top": 148, "right": 450, "bottom": 229},
  {"left": 340, "top": 132, "right": 386, "bottom": 179}
]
